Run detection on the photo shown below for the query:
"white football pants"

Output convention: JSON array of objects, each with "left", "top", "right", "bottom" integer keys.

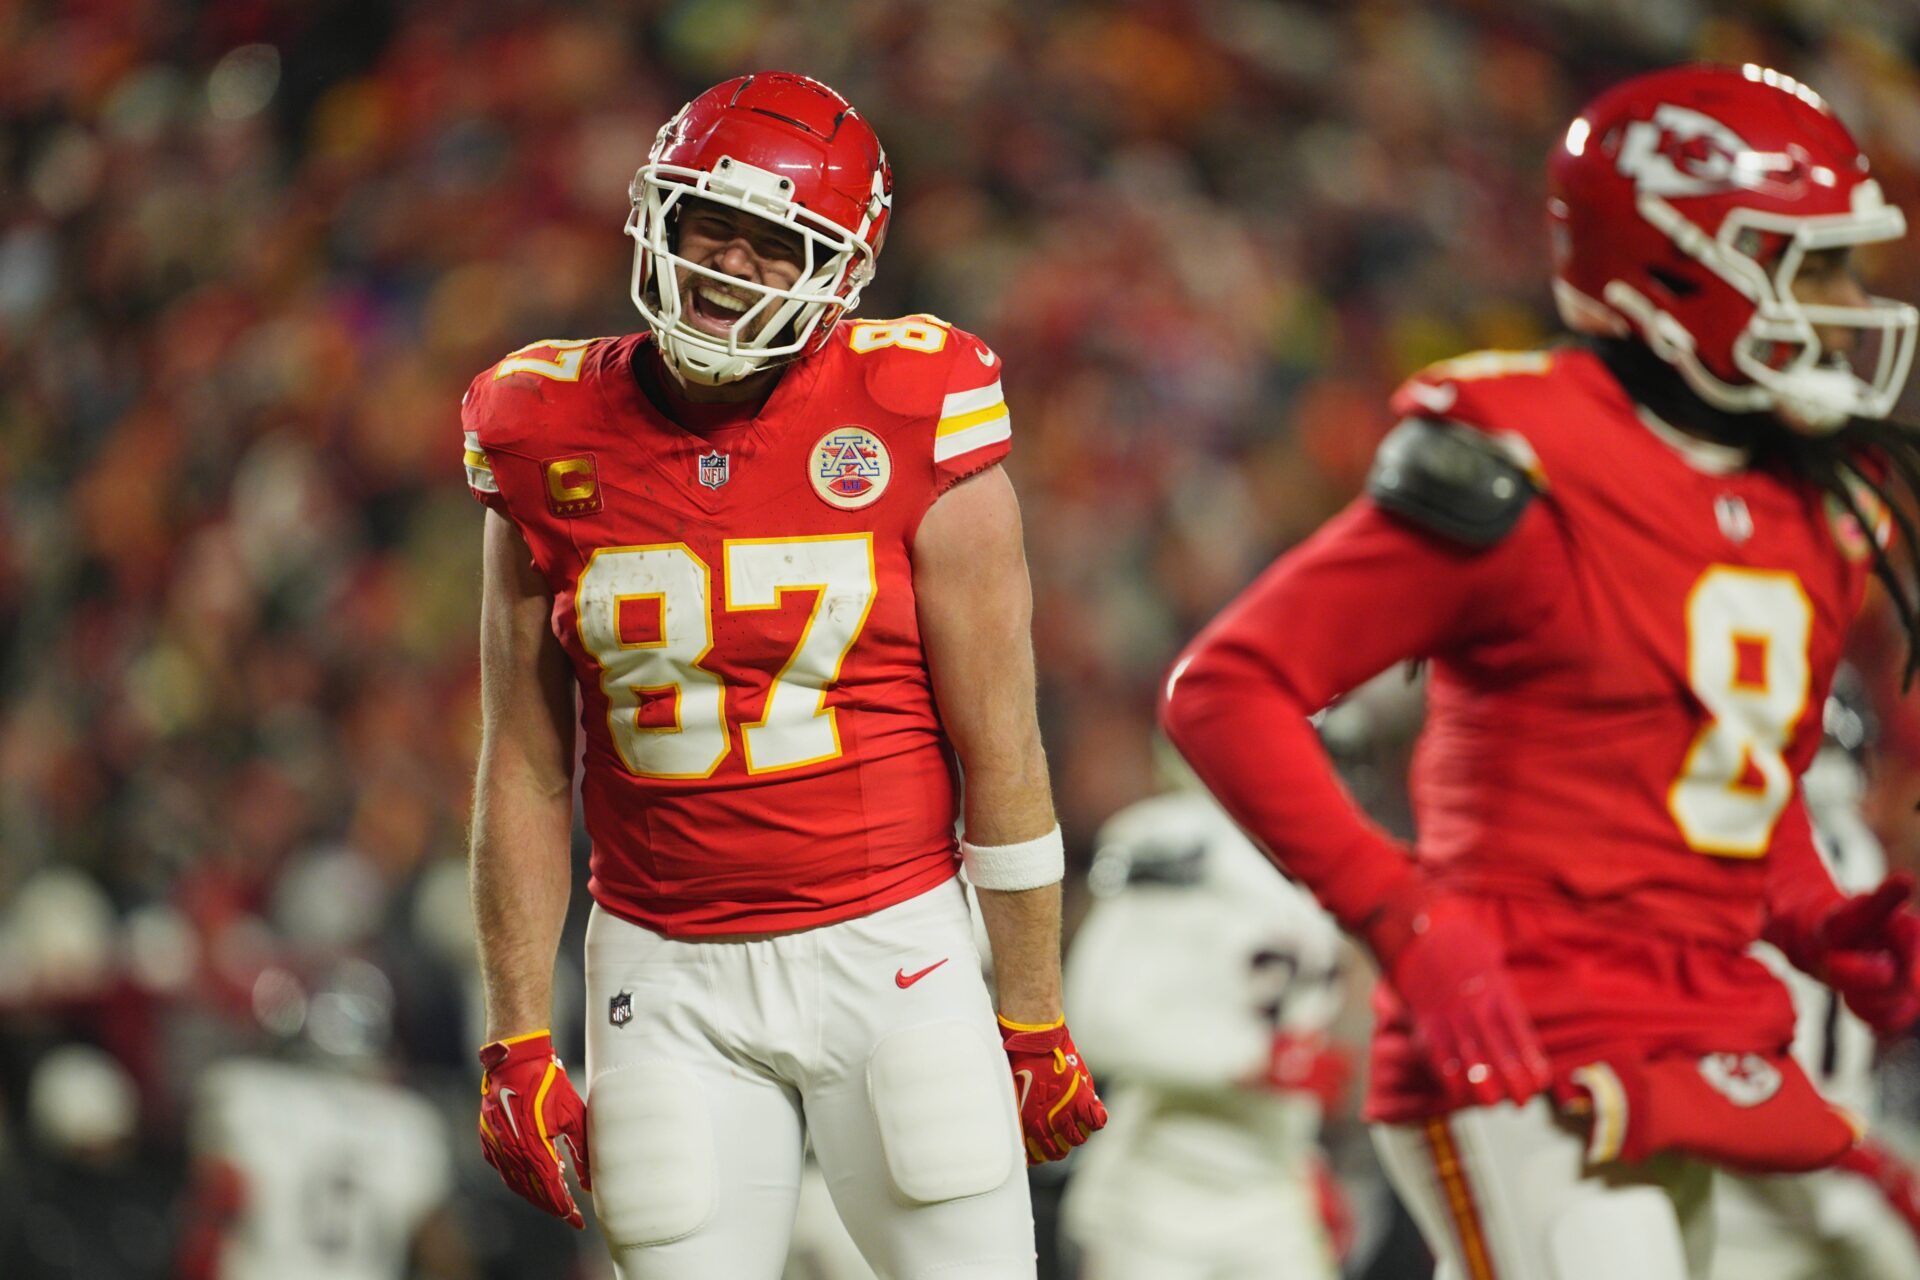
[
  {"left": 1372, "top": 1098, "right": 1713, "bottom": 1280},
  {"left": 582, "top": 879, "right": 1035, "bottom": 1280}
]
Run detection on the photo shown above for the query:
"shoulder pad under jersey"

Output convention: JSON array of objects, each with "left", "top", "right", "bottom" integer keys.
[{"left": 1367, "top": 417, "right": 1536, "bottom": 547}]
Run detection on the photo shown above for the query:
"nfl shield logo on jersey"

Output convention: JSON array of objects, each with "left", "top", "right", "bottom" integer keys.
[
  {"left": 1714, "top": 493, "right": 1753, "bottom": 544},
  {"left": 810, "top": 427, "right": 891, "bottom": 510},
  {"left": 609, "top": 991, "right": 633, "bottom": 1027},
  {"left": 698, "top": 451, "right": 729, "bottom": 490}
]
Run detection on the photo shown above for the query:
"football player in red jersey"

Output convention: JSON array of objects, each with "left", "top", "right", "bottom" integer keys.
[
  {"left": 461, "top": 73, "right": 1103, "bottom": 1278},
  {"left": 1163, "top": 64, "right": 1920, "bottom": 1279}
]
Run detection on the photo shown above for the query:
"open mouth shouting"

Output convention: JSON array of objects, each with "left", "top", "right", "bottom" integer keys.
[{"left": 685, "top": 280, "right": 759, "bottom": 337}]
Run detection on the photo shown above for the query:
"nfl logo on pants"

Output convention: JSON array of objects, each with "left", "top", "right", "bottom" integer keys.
[{"left": 609, "top": 990, "right": 633, "bottom": 1026}]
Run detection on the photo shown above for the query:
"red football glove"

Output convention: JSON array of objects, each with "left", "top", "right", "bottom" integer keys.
[
  {"left": 1835, "top": 1137, "right": 1920, "bottom": 1245},
  {"left": 998, "top": 1015, "right": 1108, "bottom": 1164},
  {"left": 1364, "top": 888, "right": 1551, "bottom": 1109},
  {"left": 1815, "top": 873, "right": 1920, "bottom": 1036},
  {"left": 478, "top": 1030, "right": 591, "bottom": 1229},
  {"left": 1257, "top": 1031, "right": 1354, "bottom": 1111}
]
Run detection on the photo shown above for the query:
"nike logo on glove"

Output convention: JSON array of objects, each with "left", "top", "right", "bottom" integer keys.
[
  {"left": 497, "top": 1087, "right": 522, "bottom": 1139},
  {"left": 895, "top": 959, "right": 949, "bottom": 988}
]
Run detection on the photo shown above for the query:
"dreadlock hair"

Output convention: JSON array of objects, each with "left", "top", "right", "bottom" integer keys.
[{"left": 1593, "top": 336, "right": 1920, "bottom": 687}]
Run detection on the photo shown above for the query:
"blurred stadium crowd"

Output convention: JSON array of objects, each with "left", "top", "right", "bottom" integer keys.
[{"left": 8, "top": 0, "right": 1920, "bottom": 1276}]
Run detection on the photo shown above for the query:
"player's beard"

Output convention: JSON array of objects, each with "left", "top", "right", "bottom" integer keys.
[{"left": 1593, "top": 337, "right": 1773, "bottom": 452}]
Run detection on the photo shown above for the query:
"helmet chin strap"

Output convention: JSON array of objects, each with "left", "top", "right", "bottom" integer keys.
[{"left": 656, "top": 331, "right": 767, "bottom": 386}]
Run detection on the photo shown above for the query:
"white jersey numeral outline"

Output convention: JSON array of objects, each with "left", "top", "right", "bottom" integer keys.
[
  {"left": 1668, "top": 565, "right": 1814, "bottom": 856},
  {"left": 575, "top": 535, "right": 878, "bottom": 779}
]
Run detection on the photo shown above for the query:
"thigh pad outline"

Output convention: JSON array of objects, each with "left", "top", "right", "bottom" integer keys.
[
  {"left": 588, "top": 1060, "right": 716, "bottom": 1247},
  {"left": 868, "top": 1021, "right": 1018, "bottom": 1204}
]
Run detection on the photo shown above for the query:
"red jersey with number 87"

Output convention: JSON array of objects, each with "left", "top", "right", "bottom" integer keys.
[{"left": 460, "top": 318, "right": 1010, "bottom": 936}]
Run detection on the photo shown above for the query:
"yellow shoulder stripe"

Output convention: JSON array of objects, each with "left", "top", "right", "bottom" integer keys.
[{"left": 936, "top": 402, "right": 1009, "bottom": 437}]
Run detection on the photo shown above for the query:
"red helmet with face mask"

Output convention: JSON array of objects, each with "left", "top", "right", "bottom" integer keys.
[
  {"left": 1549, "top": 63, "right": 1917, "bottom": 432},
  {"left": 626, "top": 72, "right": 893, "bottom": 386}
]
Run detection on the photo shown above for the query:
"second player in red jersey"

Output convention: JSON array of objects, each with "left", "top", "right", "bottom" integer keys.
[{"left": 1165, "top": 64, "right": 1920, "bottom": 1280}]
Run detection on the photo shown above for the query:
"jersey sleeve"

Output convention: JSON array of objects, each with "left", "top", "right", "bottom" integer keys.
[
  {"left": 459, "top": 369, "right": 509, "bottom": 513},
  {"left": 1160, "top": 496, "right": 1567, "bottom": 932},
  {"left": 930, "top": 328, "right": 1011, "bottom": 491}
]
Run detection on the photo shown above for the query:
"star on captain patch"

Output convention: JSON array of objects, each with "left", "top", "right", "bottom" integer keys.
[{"left": 698, "top": 450, "right": 730, "bottom": 490}]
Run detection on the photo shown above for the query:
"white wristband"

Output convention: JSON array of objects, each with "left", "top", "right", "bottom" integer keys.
[{"left": 961, "top": 825, "right": 1065, "bottom": 891}]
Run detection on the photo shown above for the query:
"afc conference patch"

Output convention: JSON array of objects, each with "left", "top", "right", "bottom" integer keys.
[
  {"left": 810, "top": 426, "right": 890, "bottom": 510},
  {"left": 609, "top": 990, "right": 633, "bottom": 1027}
]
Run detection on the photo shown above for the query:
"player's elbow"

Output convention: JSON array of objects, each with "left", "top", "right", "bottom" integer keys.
[{"left": 1159, "top": 636, "right": 1253, "bottom": 757}]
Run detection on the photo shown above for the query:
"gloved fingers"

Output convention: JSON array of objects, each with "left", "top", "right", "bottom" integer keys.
[
  {"left": 1447, "top": 1005, "right": 1509, "bottom": 1109},
  {"left": 1026, "top": 1124, "right": 1066, "bottom": 1163},
  {"left": 558, "top": 1125, "right": 592, "bottom": 1193},
  {"left": 1889, "top": 913, "right": 1920, "bottom": 971},
  {"left": 1824, "top": 874, "right": 1915, "bottom": 948},
  {"left": 1871, "top": 995, "right": 1920, "bottom": 1038},
  {"left": 1489, "top": 989, "right": 1552, "bottom": 1097},
  {"left": 1048, "top": 1094, "right": 1103, "bottom": 1155},
  {"left": 520, "top": 1149, "right": 584, "bottom": 1228},
  {"left": 1828, "top": 951, "right": 1899, "bottom": 993},
  {"left": 483, "top": 1106, "right": 584, "bottom": 1228},
  {"left": 1417, "top": 1016, "right": 1475, "bottom": 1106}
]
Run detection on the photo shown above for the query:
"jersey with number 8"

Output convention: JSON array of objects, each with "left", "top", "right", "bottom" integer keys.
[
  {"left": 1383, "top": 349, "right": 1871, "bottom": 931},
  {"left": 1356, "top": 348, "right": 1873, "bottom": 1117},
  {"left": 460, "top": 319, "right": 1010, "bottom": 935}
]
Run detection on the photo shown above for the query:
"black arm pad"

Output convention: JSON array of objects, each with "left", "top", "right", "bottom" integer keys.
[{"left": 1366, "top": 418, "right": 1536, "bottom": 547}]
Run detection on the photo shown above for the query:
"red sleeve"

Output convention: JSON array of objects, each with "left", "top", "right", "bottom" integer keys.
[
  {"left": 460, "top": 368, "right": 510, "bottom": 513},
  {"left": 930, "top": 328, "right": 1010, "bottom": 492},
  {"left": 1761, "top": 792, "right": 1846, "bottom": 974},
  {"left": 1159, "top": 497, "right": 1560, "bottom": 935}
]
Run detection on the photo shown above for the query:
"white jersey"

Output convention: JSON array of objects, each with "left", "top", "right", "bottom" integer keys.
[
  {"left": 194, "top": 1059, "right": 452, "bottom": 1280},
  {"left": 1059, "top": 792, "right": 1347, "bottom": 1275}
]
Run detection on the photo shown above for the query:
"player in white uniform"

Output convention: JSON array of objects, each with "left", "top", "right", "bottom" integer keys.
[
  {"left": 183, "top": 1056, "right": 453, "bottom": 1280},
  {"left": 1712, "top": 684, "right": 1920, "bottom": 1280},
  {"left": 1059, "top": 790, "right": 1353, "bottom": 1280}
]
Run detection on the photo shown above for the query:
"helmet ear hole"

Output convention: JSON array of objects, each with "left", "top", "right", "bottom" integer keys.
[{"left": 1647, "top": 263, "right": 1700, "bottom": 300}]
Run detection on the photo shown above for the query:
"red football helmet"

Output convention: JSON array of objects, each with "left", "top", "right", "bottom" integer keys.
[
  {"left": 1549, "top": 64, "right": 1916, "bottom": 431},
  {"left": 627, "top": 72, "right": 893, "bottom": 384}
]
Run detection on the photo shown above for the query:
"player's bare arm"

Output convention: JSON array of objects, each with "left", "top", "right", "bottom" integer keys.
[
  {"left": 913, "top": 465, "right": 1059, "bottom": 1019},
  {"left": 914, "top": 463, "right": 1108, "bottom": 1160},
  {"left": 468, "top": 507, "right": 592, "bottom": 1228},
  {"left": 471, "top": 508, "right": 576, "bottom": 1040}
]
